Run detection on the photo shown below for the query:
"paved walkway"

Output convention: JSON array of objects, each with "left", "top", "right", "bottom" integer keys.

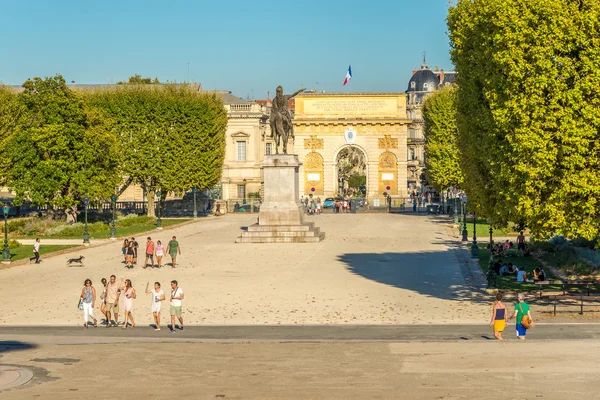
[
  {"left": 0, "top": 213, "right": 491, "bottom": 325},
  {"left": 1, "top": 339, "right": 600, "bottom": 399}
]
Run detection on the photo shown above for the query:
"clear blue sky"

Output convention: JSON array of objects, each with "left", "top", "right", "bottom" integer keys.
[{"left": 0, "top": 0, "right": 453, "bottom": 98}]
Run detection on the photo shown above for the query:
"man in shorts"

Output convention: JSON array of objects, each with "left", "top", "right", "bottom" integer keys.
[
  {"left": 104, "top": 275, "right": 121, "bottom": 327},
  {"left": 517, "top": 231, "right": 526, "bottom": 256},
  {"left": 167, "top": 236, "right": 181, "bottom": 269},
  {"left": 169, "top": 280, "right": 184, "bottom": 332},
  {"left": 144, "top": 237, "right": 155, "bottom": 269},
  {"left": 131, "top": 237, "right": 139, "bottom": 264}
]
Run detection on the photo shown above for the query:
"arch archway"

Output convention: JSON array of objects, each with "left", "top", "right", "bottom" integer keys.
[{"left": 334, "top": 145, "right": 368, "bottom": 197}]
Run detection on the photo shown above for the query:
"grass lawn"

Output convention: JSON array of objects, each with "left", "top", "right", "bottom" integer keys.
[
  {"left": 458, "top": 220, "right": 507, "bottom": 239},
  {"left": 477, "top": 244, "right": 559, "bottom": 291},
  {"left": 17, "top": 218, "right": 192, "bottom": 240},
  {"left": 9, "top": 245, "right": 79, "bottom": 261}
]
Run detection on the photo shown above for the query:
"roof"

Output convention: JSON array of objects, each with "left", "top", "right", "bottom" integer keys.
[{"left": 406, "top": 68, "right": 439, "bottom": 93}]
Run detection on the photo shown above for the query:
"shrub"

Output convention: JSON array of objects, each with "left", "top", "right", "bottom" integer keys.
[
  {"left": 574, "top": 247, "right": 600, "bottom": 269},
  {"left": 571, "top": 237, "right": 598, "bottom": 249},
  {"left": 117, "top": 215, "right": 153, "bottom": 227},
  {"left": 549, "top": 235, "right": 567, "bottom": 247},
  {"left": 8, "top": 239, "right": 22, "bottom": 249},
  {"left": 530, "top": 241, "right": 555, "bottom": 253}
]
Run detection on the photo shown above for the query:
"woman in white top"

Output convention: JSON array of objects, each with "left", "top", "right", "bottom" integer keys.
[
  {"left": 146, "top": 281, "right": 165, "bottom": 331},
  {"left": 155, "top": 240, "right": 164, "bottom": 268}
]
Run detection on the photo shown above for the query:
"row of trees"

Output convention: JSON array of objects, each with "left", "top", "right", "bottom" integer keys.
[
  {"left": 424, "top": 0, "right": 600, "bottom": 240},
  {"left": 0, "top": 75, "right": 227, "bottom": 220}
]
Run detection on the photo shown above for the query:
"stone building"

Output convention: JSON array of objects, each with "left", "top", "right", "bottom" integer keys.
[{"left": 405, "top": 58, "right": 457, "bottom": 191}]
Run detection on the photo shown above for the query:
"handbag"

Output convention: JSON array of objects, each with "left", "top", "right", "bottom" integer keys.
[
  {"left": 77, "top": 298, "right": 84, "bottom": 310},
  {"left": 519, "top": 304, "right": 532, "bottom": 329}
]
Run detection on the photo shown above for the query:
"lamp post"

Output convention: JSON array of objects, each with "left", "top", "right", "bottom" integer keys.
[
  {"left": 487, "top": 218, "right": 494, "bottom": 248},
  {"left": 83, "top": 198, "right": 90, "bottom": 246},
  {"left": 2, "top": 204, "right": 10, "bottom": 264},
  {"left": 243, "top": 178, "right": 247, "bottom": 205},
  {"left": 461, "top": 199, "right": 468, "bottom": 242},
  {"left": 156, "top": 191, "right": 163, "bottom": 230},
  {"left": 192, "top": 188, "right": 198, "bottom": 218},
  {"left": 471, "top": 212, "right": 478, "bottom": 257},
  {"left": 110, "top": 194, "right": 117, "bottom": 239}
]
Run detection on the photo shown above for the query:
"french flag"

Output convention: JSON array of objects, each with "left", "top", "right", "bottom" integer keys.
[{"left": 342, "top": 65, "right": 352, "bottom": 86}]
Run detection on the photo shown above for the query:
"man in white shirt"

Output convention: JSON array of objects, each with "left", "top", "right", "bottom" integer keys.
[
  {"left": 29, "top": 238, "right": 41, "bottom": 264},
  {"left": 169, "top": 280, "right": 184, "bottom": 333}
]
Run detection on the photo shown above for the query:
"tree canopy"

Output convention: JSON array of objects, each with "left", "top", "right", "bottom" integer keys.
[
  {"left": 422, "top": 85, "right": 463, "bottom": 192},
  {"left": 86, "top": 84, "right": 227, "bottom": 215},
  {"left": 448, "top": 0, "right": 600, "bottom": 239},
  {"left": 0, "top": 75, "right": 120, "bottom": 220},
  {"left": 117, "top": 74, "right": 160, "bottom": 85}
]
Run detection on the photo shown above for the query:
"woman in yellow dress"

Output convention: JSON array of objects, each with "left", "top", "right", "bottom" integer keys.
[{"left": 489, "top": 293, "right": 507, "bottom": 340}]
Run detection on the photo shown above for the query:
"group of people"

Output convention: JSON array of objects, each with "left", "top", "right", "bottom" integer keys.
[
  {"left": 333, "top": 198, "right": 353, "bottom": 214},
  {"left": 489, "top": 292, "right": 534, "bottom": 340},
  {"left": 121, "top": 236, "right": 182, "bottom": 269},
  {"left": 79, "top": 275, "right": 184, "bottom": 332},
  {"left": 490, "top": 259, "right": 547, "bottom": 283}
]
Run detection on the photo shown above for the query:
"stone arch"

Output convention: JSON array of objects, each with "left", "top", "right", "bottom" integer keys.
[
  {"left": 334, "top": 145, "right": 368, "bottom": 197},
  {"left": 304, "top": 152, "right": 324, "bottom": 195},
  {"left": 378, "top": 151, "right": 398, "bottom": 195}
]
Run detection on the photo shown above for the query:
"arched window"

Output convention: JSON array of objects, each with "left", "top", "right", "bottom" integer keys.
[{"left": 410, "top": 81, "right": 416, "bottom": 89}]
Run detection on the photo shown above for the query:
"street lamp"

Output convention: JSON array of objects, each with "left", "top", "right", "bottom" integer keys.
[
  {"left": 110, "top": 194, "right": 117, "bottom": 239},
  {"left": 192, "top": 188, "right": 198, "bottom": 218},
  {"left": 243, "top": 179, "right": 247, "bottom": 205},
  {"left": 487, "top": 217, "right": 494, "bottom": 248},
  {"left": 2, "top": 204, "right": 10, "bottom": 264},
  {"left": 83, "top": 198, "right": 90, "bottom": 246},
  {"left": 471, "top": 212, "right": 478, "bottom": 258},
  {"left": 461, "top": 200, "right": 468, "bottom": 242},
  {"left": 156, "top": 191, "right": 163, "bottom": 230}
]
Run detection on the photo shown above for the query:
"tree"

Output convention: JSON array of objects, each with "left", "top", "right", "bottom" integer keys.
[
  {"left": 448, "top": 0, "right": 600, "bottom": 239},
  {"left": 117, "top": 74, "right": 160, "bottom": 85},
  {"left": 1, "top": 75, "right": 120, "bottom": 222},
  {"left": 86, "top": 85, "right": 227, "bottom": 216},
  {"left": 422, "top": 85, "right": 463, "bottom": 192},
  {"left": 0, "top": 86, "right": 23, "bottom": 186}
]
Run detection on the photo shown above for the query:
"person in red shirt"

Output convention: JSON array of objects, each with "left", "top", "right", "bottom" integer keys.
[{"left": 144, "top": 237, "right": 155, "bottom": 269}]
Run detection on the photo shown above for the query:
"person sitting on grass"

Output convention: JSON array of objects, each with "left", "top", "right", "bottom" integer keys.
[
  {"left": 516, "top": 267, "right": 533, "bottom": 283},
  {"left": 538, "top": 265, "right": 547, "bottom": 281},
  {"left": 507, "top": 263, "right": 518, "bottom": 275},
  {"left": 533, "top": 267, "right": 542, "bottom": 281}
]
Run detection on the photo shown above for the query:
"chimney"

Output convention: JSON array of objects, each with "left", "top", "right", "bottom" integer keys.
[{"left": 439, "top": 70, "right": 445, "bottom": 84}]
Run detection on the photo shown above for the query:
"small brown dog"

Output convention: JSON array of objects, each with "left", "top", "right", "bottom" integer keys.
[{"left": 67, "top": 255, "right": 85, "bottom": 265}]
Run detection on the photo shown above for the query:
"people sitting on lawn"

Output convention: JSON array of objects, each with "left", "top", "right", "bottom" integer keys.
[
  {"left": 516, "top": 266, "right": 533, "bottom": 283},
  {"left": 491, "top": 259, "right": 502, "bottom": 275},
  {"left": 533, "top": 265, "right": 547, "bottom": 282},
  {"left": 507, "top": 263, "right": 518, "bottom": 274}
]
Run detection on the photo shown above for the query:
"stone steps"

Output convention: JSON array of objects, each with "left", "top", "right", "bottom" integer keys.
[{"left": 236, "top": 223, "right": 325, "bottom": 243}]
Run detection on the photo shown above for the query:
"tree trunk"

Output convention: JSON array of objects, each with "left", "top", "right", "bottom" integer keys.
[{"left": 146, "top": 188, "right": 156, "bottom": 217}]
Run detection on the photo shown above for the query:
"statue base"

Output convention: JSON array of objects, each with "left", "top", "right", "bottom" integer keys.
[{"left": 236, "top": 154, "right": 325, "bottom": 243}]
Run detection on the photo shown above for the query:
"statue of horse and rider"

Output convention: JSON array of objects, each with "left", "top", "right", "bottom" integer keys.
[{"left": 269, "top": 85, "right": 305, "bottom": 154}]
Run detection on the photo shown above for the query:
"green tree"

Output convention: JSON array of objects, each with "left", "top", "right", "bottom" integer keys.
[
  {"left": 1, "top": 76, "right": 120, "bottom": 222},
  {"left": 422, "top": 85, "right": 463, "bottom": 192},
  {"left": 0, "top": 86, "right": 23, "bottom": 186},
  {"left": 86, "top": 85, "right": 227, "bottom": 216},
  {"left": 117, "top": 74, "right": 160, "bottom": 85},
  {"left": 348, "top": 174, "right": 366, "bottom": 191},
  {"left": 448, "top": 0, "right": 600, "bottom": 240}
]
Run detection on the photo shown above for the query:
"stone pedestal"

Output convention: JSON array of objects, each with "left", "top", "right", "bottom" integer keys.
[{"left": 236, "top": 154, "right": 325, "bottom": 243}]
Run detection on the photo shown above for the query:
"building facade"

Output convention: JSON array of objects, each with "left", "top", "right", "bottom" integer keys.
[{"left": 405, "top": 58, "right": 457, "bottom": 191}]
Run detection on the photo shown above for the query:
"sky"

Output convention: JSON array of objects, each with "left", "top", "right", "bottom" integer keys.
[{"left": 0, "top": 0, "right": 453, "bottom": 99}]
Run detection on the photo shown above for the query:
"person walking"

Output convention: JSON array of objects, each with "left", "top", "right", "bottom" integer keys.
[
  {"left": 131, "top": 237, "right": 139, "bottom": 265},
  {"left": 121, "top": 238, "right": 129, "bottom": 264},
  {"left": 509, "top": 293, "right": 534, "bottom": 340},
  {"left": 155, "top": 240, "right": 164, "bottom": 268},
  {"left": 104, "top": 275, "right": 122, "bottom": 327},
  {"left": 489, "top": 293, "right": 508, "bottom": 340},
  {"left": 126, "top": 241, "right": 135, "bottom": 269},
  {"left": 146, "top": 281, "right": 165, "bottom": 331},
  {"left": 80, "top": 279, "right": 97, "bottom": 328},
  {"left": 29, "top": 238, "right": 41, "bottom": 264},
  {"left": 167, "top": 236, "right": 181, "bottom": 269},
  {"left": 121, "top": 279, "right": 136, "bottom": 329},
  {"left": 517, "top": 231, "right": 526, "bottom": 257},
  {"left": 100, "top": 277, "right": 108, "bottom": 324},
  {"left": 169, "top": 280, "right": 184, "bottom": 332},
  {"left": 144, "top": 237, "right": 155, "bottom": 269}
]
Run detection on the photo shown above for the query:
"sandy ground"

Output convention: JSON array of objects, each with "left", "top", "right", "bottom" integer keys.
[
  {"left": 2, "top": 340, "right": 600, "bottom": 399},
  {"left": 0, "top": 213, "right": 492, "bottom": 326}
]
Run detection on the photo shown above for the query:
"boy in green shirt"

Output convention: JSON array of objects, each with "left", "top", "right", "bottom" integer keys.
[{"left": 509, "top": 293, "right": 534, "bottom": 339}]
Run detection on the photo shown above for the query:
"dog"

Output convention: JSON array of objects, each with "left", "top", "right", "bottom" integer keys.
[{"left": 67, "top": 255, "right": 85, "bottom": 265}]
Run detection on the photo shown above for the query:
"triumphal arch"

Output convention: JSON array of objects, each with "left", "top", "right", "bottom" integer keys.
[{"left": 293, "top": 93, "right": 409, "bottom": 199}]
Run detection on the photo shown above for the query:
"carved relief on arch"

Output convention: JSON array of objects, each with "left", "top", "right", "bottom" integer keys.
[
  {"left": 304, "top": 152, "right": 324, "bottom": 170},
  {"left": 379, "top": 151, "right": 397, "bottom": 169}
]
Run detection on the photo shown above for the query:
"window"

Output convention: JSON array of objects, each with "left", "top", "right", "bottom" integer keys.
[
  {"left": 236, "top": 141, "right": 246, "bottom": 161},
  {"left": 237, "top": 184, "right": 246, "bottom": 199},
  {"left": 410, "top": 81, "right": 416, "bottom": 89},
  {"left": 408, "top": 128, "right": 416, "bottom": 139},
  {"left": 265, "top": 142, "right": 272, "bottom": 155},
  {"left": 408, "top": 148, "right": 416, "bottom": 161},
  {"left": 423, "top": 83, "right": 429, "bottom": 90}
]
